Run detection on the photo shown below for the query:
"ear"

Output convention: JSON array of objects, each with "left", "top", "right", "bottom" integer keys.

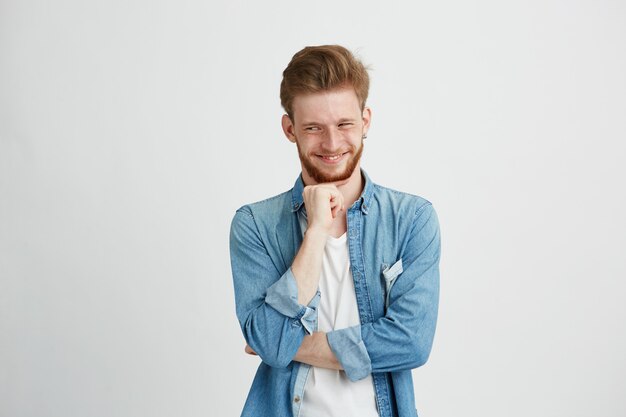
[
  {"left": 362, "top": 107, "right": 372, "bottom": 137},
  {"left": 281, "top": 114, "right": 297, "bottom": 143}
]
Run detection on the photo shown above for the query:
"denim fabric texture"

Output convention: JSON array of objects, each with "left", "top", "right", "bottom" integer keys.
[{"left": 230, "top": 170, "right": 441, "bottom": 417}]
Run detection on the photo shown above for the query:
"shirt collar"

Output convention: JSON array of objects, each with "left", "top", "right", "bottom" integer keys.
[{"left": 290, "top": 169, "right": 373, "bottom": 215}]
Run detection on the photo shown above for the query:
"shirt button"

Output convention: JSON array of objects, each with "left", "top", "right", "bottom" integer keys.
[{"left": 294, "top": 395, "right": 300, "bottom": 403}]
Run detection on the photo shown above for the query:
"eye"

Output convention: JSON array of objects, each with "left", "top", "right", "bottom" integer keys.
[
  {"left": 338, "top": 122, "right": 354, "bottom": 128},
  {"left": 305, "top": 126, "right": 320, "bottom": 132}
]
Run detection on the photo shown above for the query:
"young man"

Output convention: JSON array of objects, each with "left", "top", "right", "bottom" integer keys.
[{"left": 230, "top": 45, "right": 441, "bottom": 417}]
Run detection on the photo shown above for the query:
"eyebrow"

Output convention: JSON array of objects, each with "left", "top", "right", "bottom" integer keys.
[{"left": 300, "top": 118, "right": 357, "bottom": 126}]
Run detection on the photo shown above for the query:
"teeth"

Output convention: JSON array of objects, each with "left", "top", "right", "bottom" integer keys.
[{"left": 322, "top": 154, "right": 341, "bottom": 160}]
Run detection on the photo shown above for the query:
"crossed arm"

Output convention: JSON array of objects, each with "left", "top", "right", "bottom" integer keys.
[
  {"left": 246, "top": 331, "right": 342, "bottom": 370},
  {"left": 230, "top": 199, "right": 440, "bottom": 381}
]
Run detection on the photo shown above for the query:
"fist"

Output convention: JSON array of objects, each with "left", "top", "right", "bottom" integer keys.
[{"left": 302, "top": 184, "right": 344, "bottom": 234}]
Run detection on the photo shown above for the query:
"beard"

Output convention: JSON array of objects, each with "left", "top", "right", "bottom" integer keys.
[{"left": 296, "top": 138, "right": 364, "bottom": 184}]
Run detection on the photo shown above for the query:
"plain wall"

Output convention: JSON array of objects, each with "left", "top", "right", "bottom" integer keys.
[{"left": 1, "top": 1, "right": 625, "bottom": 416}]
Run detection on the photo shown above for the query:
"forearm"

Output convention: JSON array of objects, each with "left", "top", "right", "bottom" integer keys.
[
  {"left": 231, "top": 209, "right": 320, "bottom": 368},
  {"left": 293, "top": 332, "right": 343, "bottom": 370},
  {"left": 291, "top": 227, "right": 327, "bottom": 305}
]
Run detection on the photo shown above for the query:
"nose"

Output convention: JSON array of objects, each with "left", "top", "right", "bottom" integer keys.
[{"left": 321, "top": 127, "right": 341, "bottom": 151}]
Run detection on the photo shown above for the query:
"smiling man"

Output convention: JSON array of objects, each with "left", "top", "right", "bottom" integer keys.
[{"left": 230, "top": 45, "right": 441, "bottom": 417}]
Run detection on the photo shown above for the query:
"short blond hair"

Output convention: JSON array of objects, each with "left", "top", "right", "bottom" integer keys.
[{"left": 280, "top": 45, "right": 370, "bottom": 120}]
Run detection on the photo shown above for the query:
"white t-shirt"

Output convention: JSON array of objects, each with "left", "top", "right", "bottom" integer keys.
[{"left": 299, "top": 233, "right": 379, "bottom": 417}]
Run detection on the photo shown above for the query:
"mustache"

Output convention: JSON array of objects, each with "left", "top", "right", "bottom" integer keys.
[{"left": 311, "top": 145, "right": 356, "bottom": 155}]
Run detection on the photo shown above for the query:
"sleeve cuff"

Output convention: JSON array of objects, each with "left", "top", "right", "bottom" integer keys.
[
  {"left": 327, "top": 325, "right": 372, "bottom": 381},
  {"left": 265, "top": 268, "right": 320, "bottom": 334}
]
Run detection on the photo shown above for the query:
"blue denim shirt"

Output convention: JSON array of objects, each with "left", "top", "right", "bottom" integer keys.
[{"left": 230, "top": 170, "right": 440, "bottom": 417}]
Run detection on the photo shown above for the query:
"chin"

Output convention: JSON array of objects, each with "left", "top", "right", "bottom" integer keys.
[{"left": 306, "top": 164, "right": 356, "bottom": 184}]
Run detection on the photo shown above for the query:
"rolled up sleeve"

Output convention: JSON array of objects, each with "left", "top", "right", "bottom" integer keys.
[
  {"left": 326, "top": 325, "right": 372, "bottom": 381},
  {"left": 265, "top": 268, "right": 320, "bottom": 335}
]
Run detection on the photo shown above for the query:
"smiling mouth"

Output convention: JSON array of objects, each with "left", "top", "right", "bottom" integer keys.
[{"left": 317, "top": 152, "right": 349, "bottom": 162}]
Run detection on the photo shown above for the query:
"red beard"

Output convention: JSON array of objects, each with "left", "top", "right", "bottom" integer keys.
[{"left": 296, "top": 139, "right": 364, "bottom": 184}]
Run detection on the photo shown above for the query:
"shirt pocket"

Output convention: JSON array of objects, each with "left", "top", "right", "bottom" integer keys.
[{"left": 381, "top": 259, "right": 403, "bottom": 310}]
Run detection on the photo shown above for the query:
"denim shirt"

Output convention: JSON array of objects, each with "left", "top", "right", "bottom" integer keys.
[{"left": 230, "top": 170, "right": 441, "bottom": 417}]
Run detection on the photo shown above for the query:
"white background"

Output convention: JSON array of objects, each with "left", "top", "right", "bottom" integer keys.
[{"left": 1, "top": 1, "right": 625, "bottom": 416}]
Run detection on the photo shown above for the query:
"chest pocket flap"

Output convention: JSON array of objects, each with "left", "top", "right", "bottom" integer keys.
[{"left": 382, "top": 259, "right": 403, "bottom": 309}]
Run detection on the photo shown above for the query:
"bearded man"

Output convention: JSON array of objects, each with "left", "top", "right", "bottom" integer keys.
[{"left": 229, "top": 45, "right": 441, "bottom": 417}]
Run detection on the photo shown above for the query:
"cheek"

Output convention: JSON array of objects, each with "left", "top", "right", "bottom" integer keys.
[
  {"left": 296, "top": 139, "right": 316, "bottom": 154},
  {"left": 344, "top": 132, "right": 361, "bottom": 145}
]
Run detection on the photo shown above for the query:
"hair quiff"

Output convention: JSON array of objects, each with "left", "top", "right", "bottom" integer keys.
[{"left": 280, "top": 45, "right": 370, "bottom": 120}]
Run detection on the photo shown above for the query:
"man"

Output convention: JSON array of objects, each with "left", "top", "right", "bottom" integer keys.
[{"left": 230, "top": 45, "right": 440, "bottom": 417}]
